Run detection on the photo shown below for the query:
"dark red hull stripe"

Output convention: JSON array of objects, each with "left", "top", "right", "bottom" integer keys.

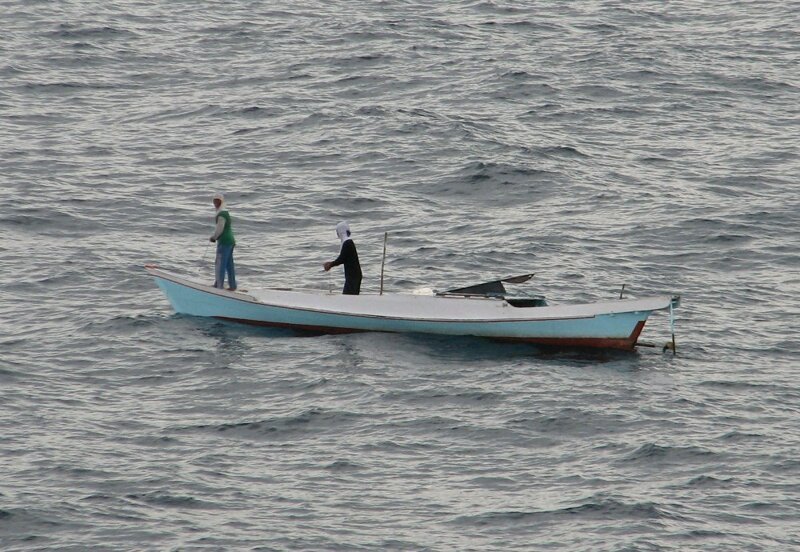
[{"left": 493, "top": 320, "right": 647, "bottom": 351}]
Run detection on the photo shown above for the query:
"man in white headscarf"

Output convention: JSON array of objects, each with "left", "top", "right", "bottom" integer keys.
[{"left": 323, "top": 221, "right": 362, "bottom": 295}]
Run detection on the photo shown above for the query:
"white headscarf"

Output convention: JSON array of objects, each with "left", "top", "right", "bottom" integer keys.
[
  {"left": 336, "top": 221, "right": 351, "bottom": 243},
  {"left": 213, "top": 192, "right": 225, "bottom": 213}
]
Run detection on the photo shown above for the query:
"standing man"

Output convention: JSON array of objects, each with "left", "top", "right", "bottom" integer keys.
[
  {"left": 210, "top": 192, "right": 236, "bottom": 291},
  {"left": 323, "top": 221, "right": 362, "bottom": 295}
]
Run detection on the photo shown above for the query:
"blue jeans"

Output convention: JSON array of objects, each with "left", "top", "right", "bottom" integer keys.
[{"left": 214, "top": 243, "right": 236, "bottom": 289}]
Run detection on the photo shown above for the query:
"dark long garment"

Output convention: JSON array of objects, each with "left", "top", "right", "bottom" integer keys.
[{"left": 331, "top": 239, "right": 362, "bottom": 295}]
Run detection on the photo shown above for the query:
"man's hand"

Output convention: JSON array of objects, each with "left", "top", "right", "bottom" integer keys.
[{"left": 323, "top": 262, "right": 332, "bottom": 271}]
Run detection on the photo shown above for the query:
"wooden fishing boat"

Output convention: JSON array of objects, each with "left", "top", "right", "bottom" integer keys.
[{"left": 145, "top": 266, "right": 679, "bottom": 351}]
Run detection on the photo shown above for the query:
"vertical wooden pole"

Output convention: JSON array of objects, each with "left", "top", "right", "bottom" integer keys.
[
  {"left": 379, "top": 232, "right": 388, "bottom": 296},
  {"left": 619, "top": 283, "right": 625, "bottom": 299},
  {"left": 669, "top": 300, "right": 676, "bottom": 354}
]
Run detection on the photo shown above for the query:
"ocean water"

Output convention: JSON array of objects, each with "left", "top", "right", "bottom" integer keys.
[{"left": 1, "top": 1, "right": 799, "bottom": 550}]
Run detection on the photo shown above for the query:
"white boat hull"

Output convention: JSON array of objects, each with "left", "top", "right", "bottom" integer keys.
[{"left": 147, "top": 267, "right": 675, "bottom": 350}]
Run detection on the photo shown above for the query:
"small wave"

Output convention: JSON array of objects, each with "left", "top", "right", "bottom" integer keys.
[
  {"left": 126, "top": 103, "right": 275, "bottom": 123},
  {"left": 416, "top": 161, "right": 557, "bottom": 205},
  {"left": 339, "top": 30, "right": 392, "bottom": 42},
  {"left": 47, "top": 24, "right": 135, "bottom": 40},
  {"left": 503, "top": 20, "right": 561, "bottom": 31},
  {"left": 576, "top": 22, "right": 621, "bottom": 33},
  {"left": 22, "top": 81, "right": 119, "bottom": 92},
  {"left": 70, "top": 42, "right": 100, "bottom": 50},
  {"left": 381, "top": 389, "right": 500, "bottom": 405},
  {"left": 221, "top": 105, "right": 285, "bottom": 120},
  {"left": 362, "top": 439, "right": 436, "bottom": 453},
  {"left": 542, "top": 145, "right": 587, "bottom": 158},
  {"left": 682, "top": 529, "right": 728, "bottom": 539},
  {"left": 329, "top": 74, "right": 386, "bottom": 86},
  {"left": 471, "top": 1, "right": 529, "bottom": 15},
  {"left": 719, "top": 431, "right": 763, "bottom": 442},
  {"left": 466, "top": 476, "right": 518, "bottom": 489},
  {"left": 699, "top": 380, "right": 783, "bottom": 392},
  {"left": 334, "top": 53, "right": 394, "bottom": 65},
  {"left": 702, "top": 72, "right": 797, "bottom": 93},
  {"left": 569, "top": 84, "right": 627, "bottom": 99},
  {"left": 0, "top": 64, "right": 31, "bottom": 76},
  {"left": 81, "top": 494, "right": 117, "bottom": 503},
  {"left": 508, "top": 407, "right": 609, "bottom": 435},
  {"left": 453, "top": 497, "right": 682, "bottom": 526},
  {"left": 557, "top": 499, "right": 679, "bottom": 520},
  {"left": 639, "top": 156, "right": 672, "bottom": 164},
  {"left": 125, "top": 492, "right": 216, "bottom": 509},
  {"left": 771, "top": 458, "right": 800, "bottom": 473},
  {"left": 685, "top": 475, "right": 734, "bottom": 488},
  {"left": 178, "top": 408, "right": 362, "bottom": 440},
  {"left": 622, "top": 69, "right": 667, "bottom": 81},
  {"left": 499, "top": 69, "right": 549, "bottom": 81},
  {"left": 458, "top": 161, "right": 555, "bottom": 182},
  {"left": 355, "top": 105, "right": 389, "bottom": 117},
  {"left": 325, "top": 460, "right": 363, "bottom": 472},
  {"left": 742, "top": 501, "right": 780, "bottom": 512},
  {"left": 6, "top": 208, "right": 87, "bottom": 235},
  {"left": 81, "top": 313, "right": 160, "bottom": 334},
  {"left": 623, "top": 442, "right": 715, "bottom": 463},
  {"left": 198, "top": 22, "right": 259, "bottom": 34},
  {"left": 703, "top": 229, "right": 754, "bottom": 244},
  {"left": 232, "top": 127, "right": 263, "bottom": 135},
  {"left": 281, "top": 111, "right": 341, "bottom": 130},
  {"left": 397, "top": 107, "right": 441, "bottom": 119},
  {"left": 493, "top": 81, "right": 557, "bottom": 100},
  {"left": 0, "top": 366, "right": 23, "bottom": 380}
]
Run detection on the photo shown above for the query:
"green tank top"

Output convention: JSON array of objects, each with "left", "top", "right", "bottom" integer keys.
[{"left": 216, "top": 210, "right": 235, "bottom": 245}]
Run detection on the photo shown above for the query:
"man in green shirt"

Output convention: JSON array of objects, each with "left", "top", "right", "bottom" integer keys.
[{"left": 209, "top": 192, "right": 236, "bottom": 291}]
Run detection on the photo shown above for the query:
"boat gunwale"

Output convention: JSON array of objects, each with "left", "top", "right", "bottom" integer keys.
[{"left": 147, "top": 267, "right": 666, "bottom": 325}]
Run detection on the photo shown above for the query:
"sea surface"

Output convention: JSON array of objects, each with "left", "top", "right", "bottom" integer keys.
[{"left": 1, "top": 1, "right": 799, "bottom": 550}]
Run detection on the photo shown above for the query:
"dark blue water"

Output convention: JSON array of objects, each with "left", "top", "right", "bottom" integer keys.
[{"left": 2, "top": 1, "right": 799, "bottom": 549}]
